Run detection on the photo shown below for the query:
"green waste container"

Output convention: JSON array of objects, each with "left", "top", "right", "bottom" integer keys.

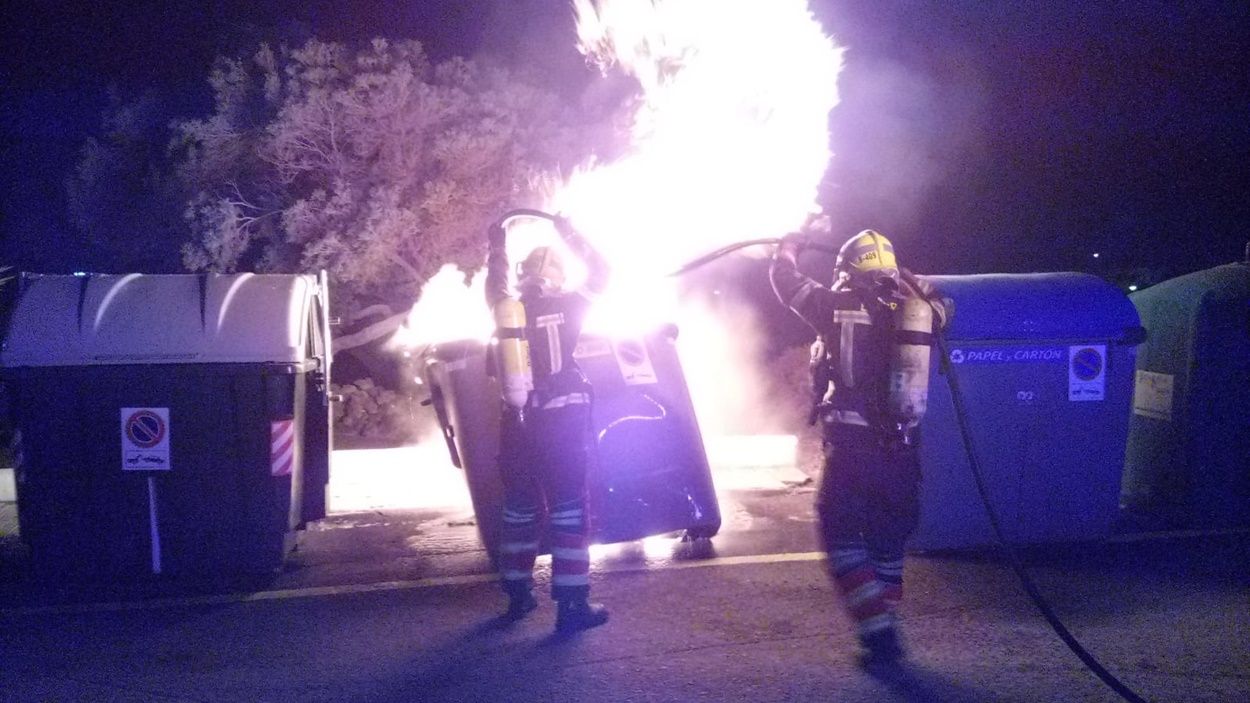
[
  {"left": 0, "top": 272, "right": 334, "bottom": 578},
  {"left": 1123, "top": 260, "right": 1250, "bottom": 527}
]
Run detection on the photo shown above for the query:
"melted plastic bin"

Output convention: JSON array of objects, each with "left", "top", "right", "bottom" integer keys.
[
  {"left": 0, "top": 272, "right": 333, "bottom": 577},
  {"left": 423, "top": 325, "right": 721, "bottom": 559},
  {"left": 911, "top": 273, "right": 1144, "bottom": 550}
]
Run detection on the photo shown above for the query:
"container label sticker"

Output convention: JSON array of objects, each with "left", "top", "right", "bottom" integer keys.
[
  {"left": 122, "top": 407, "right": 171, "bottom": 471},
  {"left": 1068, "top": 345, "right": 1106, "bottom": 401},
  {"left": 573, "top": 338, "right": 613, "bottom": 359},
  {"left": 612, "top": 338, "right": 659, "bottom": 385},
  {"left": 1132, "top": 370, "right": 1174, "bottom": 420},
  {"left": 947, "top": 348, "right": 1065, "bottom": 364}
]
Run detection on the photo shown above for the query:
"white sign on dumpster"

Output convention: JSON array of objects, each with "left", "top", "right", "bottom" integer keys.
[
  {"left": 1067, "top": 345, "right": 1106, "bottom": 401},
  {"left": 1132, "top": 370, "right": 1174, "bottom": 421},
  {"left": 121, "top": 407, "right": 171, "bottom": 471}
]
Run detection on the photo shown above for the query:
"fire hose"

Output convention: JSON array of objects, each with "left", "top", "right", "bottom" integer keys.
[{"left": 672, "top": 238, "right": 1149, "bottom": 703}]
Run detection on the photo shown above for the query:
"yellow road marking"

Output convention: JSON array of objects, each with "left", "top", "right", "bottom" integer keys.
[{"left": 0, "top": 551, "right": 827, "bottom": 617}]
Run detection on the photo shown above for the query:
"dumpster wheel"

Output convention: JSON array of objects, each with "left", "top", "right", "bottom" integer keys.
[{"left": 681, "top": 526, "right": 718, "bottom": 542}]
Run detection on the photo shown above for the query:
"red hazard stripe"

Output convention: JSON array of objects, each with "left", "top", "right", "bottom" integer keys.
[
  {"left": 549, "top": 531, "right": 589, "bottom": 549},
  {"left": 499, "top": 549, "right": 538, "bottom": 574},
  {"left": 834, "top": 565, "right": 877, "bottom": 595},
  {"left": 881, "top": 583, "right": 903, "bottom": 606},
  {"left": 270, "top": 419, "right": 295, "bottom": 477},
  {"left": 552, "top": 553, "right": 590, "bottom": 577}
]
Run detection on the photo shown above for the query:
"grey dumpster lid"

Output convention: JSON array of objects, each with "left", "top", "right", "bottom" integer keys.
[
  {"left": 918, "top": 272, "right": 1140, "bottom": 341},
  {"left": 1130, "top": 262, "right": 1250, "bottom": 311},
  {"left": 1, "top": 273, "right": 322, "bottom": 367}
]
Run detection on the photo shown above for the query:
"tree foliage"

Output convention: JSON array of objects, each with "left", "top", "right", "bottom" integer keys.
[
  {"left": 65, "top": 90, "right": 189, "bottom": 273},
  {"left": 175, "top": 38, "right": 585, "bottom": 314}
]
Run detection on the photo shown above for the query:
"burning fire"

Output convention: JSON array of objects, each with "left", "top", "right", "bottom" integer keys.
[
  {"left": 379, "top": 0, "right": 844, "bottom": 508},
  {"left": 563, "top": 0, "right": 842, "bottom": 272}
]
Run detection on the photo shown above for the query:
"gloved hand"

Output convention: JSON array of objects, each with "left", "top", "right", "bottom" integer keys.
[
  {"left": 777, "top": 231, "right": 808, "bottom": 261},
  {"left": 870, "top": 274, "right": 905, "bottom": 309},
  {"left": 552, "top": 214, "right": 578, "bottom": 242},
  {"left": 872, "top": 274, "right": 899, "bottom": 298},
  {"left": 487, "top": 224, "right": 506, "bottom": 249}
]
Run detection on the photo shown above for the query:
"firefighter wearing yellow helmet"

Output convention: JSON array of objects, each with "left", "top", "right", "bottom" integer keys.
[
  {"left": 485, "top": 214, "right": 611, "bottom": 633},
  {"left": 771, "top": 227, "right": 949, "bottom": 667}
]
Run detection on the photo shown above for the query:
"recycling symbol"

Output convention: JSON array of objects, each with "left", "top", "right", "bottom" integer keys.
[{"left": 949, "top": 349, "right": 966, "bottom": 364}]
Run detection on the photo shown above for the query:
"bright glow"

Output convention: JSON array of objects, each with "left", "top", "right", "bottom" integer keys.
[
  {"left": 388, "top": 265, "right": 489, "bottom": 351},
  {"left": 566, "top": 0, "right": 843, "bottom": 275},
  {"left": 641, "top": 534, "right": 677, "bottom": 559},
  {"left": 387, "top": 0, "right": 844, "bottom": 492},
  {"left": 705, "top": 434, "right": 798, "bottom": 470},
  {"left": 588, "top": 534, "right": 679, "bottom": 564},
  {"left": 1128, "top": 284, "right": 1138, "bottom": 292},
  {"left": 395, "top": 0, "right": 842, "bottom": 348},
  {"left": 328, "top": 442, "right": 471, "bottom": 512},
  {"left": 707, "top": 434, "right": 811, "bottom": 491}
]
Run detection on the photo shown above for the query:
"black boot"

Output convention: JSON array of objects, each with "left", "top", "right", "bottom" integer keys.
[
  {"left": 857, "top": 626, "right": 904, "bottom": 668},
  {"left": 555, "top": 599, "right": 609, "bottom": 633},
  {"left": 503, "top": 591, "right": 537, "bottom": 621}
]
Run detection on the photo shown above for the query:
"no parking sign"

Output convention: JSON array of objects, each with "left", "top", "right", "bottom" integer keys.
[
  {"left": 1068, "top": 345, "right": 1106, "bottom": 401},
  {"left": 121, "top": 407, "right": 171, "bottom": 470}
]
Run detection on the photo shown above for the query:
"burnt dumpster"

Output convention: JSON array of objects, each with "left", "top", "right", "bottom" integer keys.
[
  {"left": 910, "top": 273, "right": 1144, "bottom": 550},
  {"left": 423, "top": 325, "right": 721, "bottom": 559},
  {"left": 1122, "top": 258, "right": 1250, "bottom": 528},
  {"left": 0, "top": 272, "right": 333, "bottom": 578}
]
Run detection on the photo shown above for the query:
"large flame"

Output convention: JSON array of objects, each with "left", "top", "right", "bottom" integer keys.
[
  {"left": 564, "top": 0, "right": 843, "bottom": 274},
  {"left": 384, "top": 1, "right": 844, "bottom": 504},
  {"left": 395, "top": 0, "right": 843, "bottom": 347}
]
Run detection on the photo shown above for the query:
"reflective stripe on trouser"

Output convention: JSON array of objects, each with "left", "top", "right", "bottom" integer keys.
[
  {"left": 830, "top": 543, "right": 894, "bottom": 638},
  {"left": 872, "top": 551, "right": 905, "bottom": 610},
  {"left": 549, "top": 499, "right": 590, "bottom": 601},
  {"left": 499, "top": 503, "right": 540, "bottom": 596}
]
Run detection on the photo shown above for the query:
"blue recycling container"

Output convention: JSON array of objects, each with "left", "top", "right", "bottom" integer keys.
[
  {"left": 0, "top": 272, "right": 334, "bottom": 578},
  {"left": 423, "top": 325, "right": 721, "bottom": 559},
  {"left": 910, "top": 273, "right": 1144, "bottom": 550},
  {"left": 1122, "top": 260, "right": 1250, "bottom": 528}
]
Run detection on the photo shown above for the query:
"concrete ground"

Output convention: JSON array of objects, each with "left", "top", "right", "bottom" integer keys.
[{"left": 1, "top": 475, "right": 1247, "bottom": 703}]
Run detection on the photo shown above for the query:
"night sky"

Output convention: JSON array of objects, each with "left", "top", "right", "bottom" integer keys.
[{"left": 2, "top": 0, "right": 1247, "bottom": 282}]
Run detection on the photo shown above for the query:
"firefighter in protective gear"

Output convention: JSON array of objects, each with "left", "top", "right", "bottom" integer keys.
[
  {"left": 770, "top": 228, "right": 948, "bottom": 666},
  {"left": 485, "top": 215, "right": 611, "bottom": 633}
]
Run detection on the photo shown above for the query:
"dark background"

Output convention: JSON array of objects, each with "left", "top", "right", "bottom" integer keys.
[{"left": 2, "top": 0, "right": 1247, "bottom": 283}]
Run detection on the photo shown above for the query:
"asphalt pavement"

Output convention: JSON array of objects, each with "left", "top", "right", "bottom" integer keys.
[{"left": 1, "top": 483, "right": 1247, "bottom": 703}]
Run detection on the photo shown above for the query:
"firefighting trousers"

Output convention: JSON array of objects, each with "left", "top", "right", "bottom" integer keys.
[
  {"left": 817, "top": 426, "right": 921, "bottom": 640},
  {"left": 496, "top": 401, "right": 594, "bottom": 602}
]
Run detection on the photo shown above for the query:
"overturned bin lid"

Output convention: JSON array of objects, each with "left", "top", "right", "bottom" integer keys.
[{"left": 1, "top": 272, "right": 323, "bottom": 367}]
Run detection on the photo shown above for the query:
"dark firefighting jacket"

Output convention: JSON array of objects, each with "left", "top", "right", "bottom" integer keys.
[
  {"left": 769, "top": 252, "right": 946, "bottom": 433},
  {"left": 485, "top": 233, "right": 610, "bottom": 409}
]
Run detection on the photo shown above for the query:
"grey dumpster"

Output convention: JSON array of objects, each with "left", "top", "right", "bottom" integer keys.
[
  {"left": 1122, "top": 259, "right": 1250, "bottom": 528},
  {"left": 423, "top": 326, "right": 721, "bottom": 561},
  {"left": 911, "top": 273, "right": 1143, "bottom": 550},
  {"left": 0, "top": 272, "right": 333, "bottom": 578}
]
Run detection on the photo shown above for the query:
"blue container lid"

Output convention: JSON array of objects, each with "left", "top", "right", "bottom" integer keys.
[{"left": 919, "top": 272, "right": 1141, "bottom": 342}]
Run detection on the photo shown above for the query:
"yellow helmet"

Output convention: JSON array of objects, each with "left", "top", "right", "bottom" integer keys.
[
  {"left": 835, "top": 229, "right": 898, "bottom": 284},
  {"left": 517, "top": 246, "right": 566, "bottom": 292}
]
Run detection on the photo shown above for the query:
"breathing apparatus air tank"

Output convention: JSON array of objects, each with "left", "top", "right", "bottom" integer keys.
[
  {"left": 492, "top": 296, "right": 533, "bottom": 408},
  {"left": 888, "top": 293, "right": 935, "bottom": 437}
]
